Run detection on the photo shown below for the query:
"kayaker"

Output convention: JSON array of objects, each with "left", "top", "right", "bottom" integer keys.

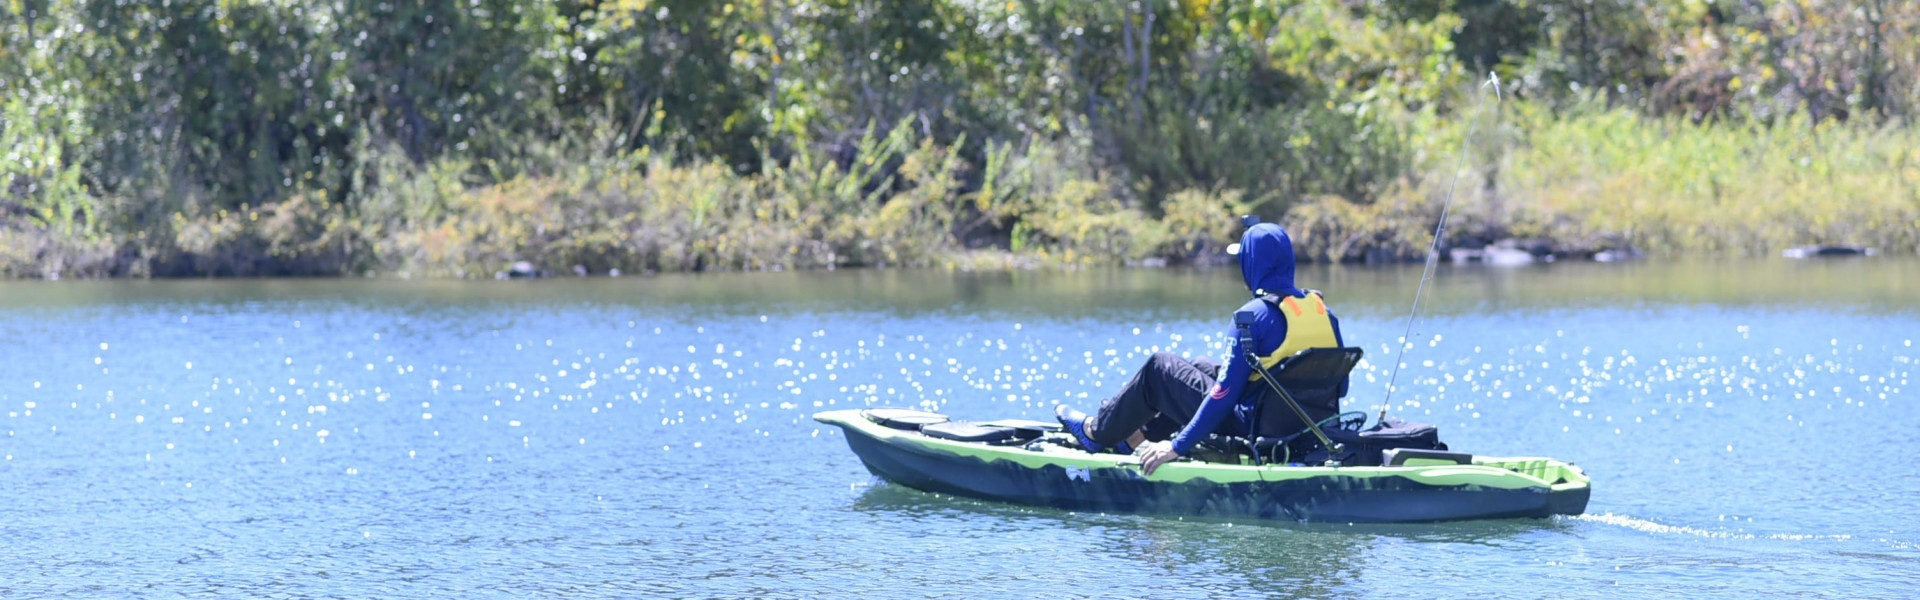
[{"left": 1055, "top": 218, "right": 1348, "bottom": 475}]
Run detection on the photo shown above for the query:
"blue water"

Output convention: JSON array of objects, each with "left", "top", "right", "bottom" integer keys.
[{"left": 2, "top": 261, "right": 1917, "bottom": 598}]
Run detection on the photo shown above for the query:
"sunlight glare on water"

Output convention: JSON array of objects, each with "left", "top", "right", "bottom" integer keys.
[{"left": 0, "top": 260, "right": 1917, "bottom": 598}]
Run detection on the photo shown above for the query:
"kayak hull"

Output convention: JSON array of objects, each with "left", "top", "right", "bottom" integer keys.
[{"left": 818, "top": 409, "right": 1590, "bottom": 523}]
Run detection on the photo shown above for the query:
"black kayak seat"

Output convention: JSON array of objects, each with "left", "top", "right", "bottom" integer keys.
[
  {"left": 1250, "top": 347, "right": 1364, "bottom": 439},
  {"left": 1383, "top": 448, "right": 1473, "bottom": 467},
  {"left": 920, "top": 421, "right": 1027, "bottom": 443},
  {"left": 862, "top": 408, "right": 949, "bottom": 430}
]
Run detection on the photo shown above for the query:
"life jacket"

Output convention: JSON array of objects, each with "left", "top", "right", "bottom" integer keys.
[{"left": 1248, "top": 291, "right": 1339, "bottom": 381}]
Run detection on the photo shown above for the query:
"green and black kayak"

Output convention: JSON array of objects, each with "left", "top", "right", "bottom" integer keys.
[{"left": 815, "top": 408, "right": 1591, "bottom": 523}]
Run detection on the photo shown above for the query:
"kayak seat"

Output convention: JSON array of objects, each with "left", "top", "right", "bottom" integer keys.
[
  {"left": 1382, "top": 448, "right": 1473, "bottom": 466},
  {"left": 920, "top": 421, "right": 1031, "bottom": 444},
  {"left": 1249, "top": 347, "right": 1364, "bottom": 440},
  {"left": 861, "top": 408, "right": 950, "bottom": 430}
]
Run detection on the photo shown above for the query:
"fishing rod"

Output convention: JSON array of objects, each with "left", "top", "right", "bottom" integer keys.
[{"left": 1379, "top": 72, "right": 1502, "bottom": 423}]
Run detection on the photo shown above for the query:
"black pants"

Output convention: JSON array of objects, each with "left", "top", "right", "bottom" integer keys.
[{"left": 1088, "top": 352, "right": 1229, "bottom": 445}]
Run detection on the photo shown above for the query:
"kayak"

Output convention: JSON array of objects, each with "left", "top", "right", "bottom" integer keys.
[{"left": 815, "top": 408, "right": 1591, "bottom": 523}]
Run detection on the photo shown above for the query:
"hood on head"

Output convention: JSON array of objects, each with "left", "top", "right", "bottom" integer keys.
[{"left": 1237, "top": 223, "right": 1299, "bottom": 296}]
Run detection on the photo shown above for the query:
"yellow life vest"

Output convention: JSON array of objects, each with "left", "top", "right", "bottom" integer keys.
[{"left": 1248, "top": 292, "right": 1339, "bottom": 381}]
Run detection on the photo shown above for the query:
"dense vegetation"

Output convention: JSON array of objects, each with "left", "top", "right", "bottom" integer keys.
[{"left": 2, "top": 0, "right": 1915, "bottom": 277}]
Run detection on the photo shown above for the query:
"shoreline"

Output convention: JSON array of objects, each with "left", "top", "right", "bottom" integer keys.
[{"left": 0, "top": 235, "right": 1895, "bottom": 281}]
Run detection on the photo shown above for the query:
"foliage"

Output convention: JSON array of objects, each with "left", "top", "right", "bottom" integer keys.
[{"left": 0, "top": 0, "right": 1916, "bottom": 278}]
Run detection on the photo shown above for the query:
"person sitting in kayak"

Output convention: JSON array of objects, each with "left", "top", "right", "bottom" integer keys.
[{"left": 1055, "top": 218, "right": 1347, "bottom": 475}]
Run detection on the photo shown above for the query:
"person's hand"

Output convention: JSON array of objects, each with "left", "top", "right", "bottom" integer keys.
[{"left": 1139, "top": 440, "right": 1181, "bottom": 476}]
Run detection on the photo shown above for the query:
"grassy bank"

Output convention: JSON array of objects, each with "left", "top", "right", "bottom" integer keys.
[
  {"left": 1276, "top": 103, "right": 1920, "bottom": 263},
  {"left": 1494, "top": 106, "right": 1920, "bottom": 257},
  {"left": 2, "top": 104, "right": 1915, "bottom": 279},
  {"left": 0, "top": 120, "right": 1247, "bottom": 278}
]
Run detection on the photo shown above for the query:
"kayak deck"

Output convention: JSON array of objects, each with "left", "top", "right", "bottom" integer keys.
[{"left": 815, "top": 409, "right": 1591, "bottom": 523}]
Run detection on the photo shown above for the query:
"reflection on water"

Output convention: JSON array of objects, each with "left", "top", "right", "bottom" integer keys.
[
  {"left": 0, "top": 257, "right": 1916, "bottom": 598},
  {"left": 848, "top": 484, "right": 1372, "bottom": 599},
  {"left": 852, "top": 483, "right": 1574, "bottom": 599}
]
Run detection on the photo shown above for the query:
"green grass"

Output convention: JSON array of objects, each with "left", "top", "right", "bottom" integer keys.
[
  {"left": 1290, "top": 101, "right": 1920, "bottom": 261},
  {"left": 1477, "top": 104, "right": 1920, "bottom": 256}
]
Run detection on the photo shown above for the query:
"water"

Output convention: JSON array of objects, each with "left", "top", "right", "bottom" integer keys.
[{"left": 2, "top": 259, "right": 1917, "bottom": 598}]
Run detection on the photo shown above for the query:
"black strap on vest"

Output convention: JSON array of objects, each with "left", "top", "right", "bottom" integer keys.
[{"left": 1236, "top": 298, "right": 1345, "bottom": 466}]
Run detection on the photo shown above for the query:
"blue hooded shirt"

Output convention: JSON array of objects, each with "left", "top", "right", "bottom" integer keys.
[{"left": 1170, "top": 223, "right": 1346, "bottom": 456}]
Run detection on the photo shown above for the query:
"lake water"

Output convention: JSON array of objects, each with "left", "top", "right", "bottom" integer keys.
[{"left": 2, "top": 259, "right": 1916, "bottom": 598}]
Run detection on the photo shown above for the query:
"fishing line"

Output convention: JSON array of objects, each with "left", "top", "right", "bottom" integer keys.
[{"left": 1379, "top": 72, "right": 1502, "bottom": 422}]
